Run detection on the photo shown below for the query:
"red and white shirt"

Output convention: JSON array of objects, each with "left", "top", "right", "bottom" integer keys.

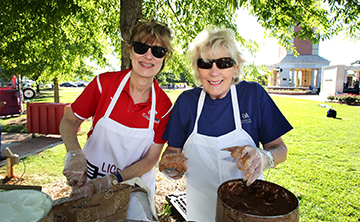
[{"left": 71, "top": 69, "right": 172, "bottom": 144}]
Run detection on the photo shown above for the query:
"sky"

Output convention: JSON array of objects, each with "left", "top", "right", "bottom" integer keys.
[
  {"left": 94, "top": 10, "right": 360, "bottom": 74},
  {"left": 236, "top": 9, "right": 360, "bottom": 66}
]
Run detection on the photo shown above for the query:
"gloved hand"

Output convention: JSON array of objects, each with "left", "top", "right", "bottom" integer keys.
[
  {"left": 159, "top": 153, "right": 188, "bottom": 180},
  {"left": 223, "top": 146, "right": 274, "bottom": 186},
  {"left": 70, "top": 175, "right": 114, "bottom": 201},
  {"left": 63, "top": 150, "right": 88, "bottom": 187}
]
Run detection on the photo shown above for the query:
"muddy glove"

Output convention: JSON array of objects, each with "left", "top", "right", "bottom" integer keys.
[
  {"left": 223, "top": 146, "right": 274, "bottom": 186},
  {"left": 70, "top": 175, "right": 115, "bottom": 201},
  {"left": 159, "top": 153, "right": 188, "bottom": 180},
  {"left": 63, "top": 150, "right": 88, "bottom": 187}
]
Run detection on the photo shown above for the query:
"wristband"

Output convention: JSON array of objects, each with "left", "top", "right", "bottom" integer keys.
[
  {"left": 264, "top": 149, "right": 274, "bottom": 168},
  {"left": 114, "top": 171, "right": 123, "bottom": 182}
]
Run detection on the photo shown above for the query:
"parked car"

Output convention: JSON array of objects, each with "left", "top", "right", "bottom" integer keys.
[
  {"left": 45, "top": 83, "right": 53, "bottom": 88},
  {"left": 60, "top": 82, "right": 77, "bottom": 87},
  {"left": 75, "top": 81, "right": 88, "bottom": 87},
  {"left": 21, "top": 79, "right": 36, "bottom": 88}
]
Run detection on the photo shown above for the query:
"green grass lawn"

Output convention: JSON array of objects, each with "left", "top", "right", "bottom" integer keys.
[
  {"left": 1, "top": 88, "right": 359, "bottom": 221},
  {"left": 270, "top": 96, "right": 360, "bottom": 221}
]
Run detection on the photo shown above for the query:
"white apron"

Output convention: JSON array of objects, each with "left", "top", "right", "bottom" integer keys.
[
  {"left": 83, "top": 71, "right": 156, "bottom": 221},
  {"left": 183, "top": 84, "right": 264, "bottom": 222}
]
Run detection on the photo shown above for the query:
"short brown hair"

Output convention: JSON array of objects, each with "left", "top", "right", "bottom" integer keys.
[{"left": 126, "top": 18, "right": 173, "bottom": 71}]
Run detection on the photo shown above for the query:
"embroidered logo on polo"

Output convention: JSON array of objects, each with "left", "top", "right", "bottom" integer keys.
[
  {"left": 142, "top": 110, "right": 160, "bottom": 123},
  {"left": 241, "top": 112, "right": 252, "bottom": 124}
]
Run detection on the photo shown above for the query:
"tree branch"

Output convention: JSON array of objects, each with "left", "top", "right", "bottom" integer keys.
[{"left": 165, "top": 0, "right": 195, "bottom": 39}]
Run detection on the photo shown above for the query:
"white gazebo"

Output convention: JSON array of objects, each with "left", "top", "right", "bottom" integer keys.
[{"left": 267, "top": 27, "right": 330, "bottom": 88}]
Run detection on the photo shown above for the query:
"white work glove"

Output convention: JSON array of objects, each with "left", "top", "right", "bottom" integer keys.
[
  {"left": 223, "top": 145, "right": 274, "bottom": 186},
  {"left": 63, "top": 150, "right": 88, "bottom": 187},
  {"left": 159, "top": 153, "right": 188, "bottom": 180},
  {"left": 69, "top": 175, "right": 114, "bottom": 201}
]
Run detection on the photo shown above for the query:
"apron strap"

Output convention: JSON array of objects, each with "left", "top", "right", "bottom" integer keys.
[
  {"left": 148, "top": 83, "right": 156, "bottom": 130},
  {"left": 196, "top": 86, "right": 242, "bottom": 132},
  {"left": 230, "top": 84, "right": 242, "bottom": 130},
  {"left": 104, "top": 71, "right": 131, "bottom": 118},
  {"left": 194, "top": 90, "right": 206, "bottom": 133},
  {"left": 103, "top": 71, "right": 156, "bottom": 131}
]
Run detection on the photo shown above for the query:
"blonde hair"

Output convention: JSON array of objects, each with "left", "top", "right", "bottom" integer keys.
[{"left": 188, "top": 27, "right": 245, "bottom": 85}]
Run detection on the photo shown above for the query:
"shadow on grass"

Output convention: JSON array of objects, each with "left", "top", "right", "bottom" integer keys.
[
  {"left": 1, "top": 116, "right": 28, "bottom": 133},
  {"left": 2, "top": 124, "right": 27, "bottom": 133},
  {"left": 30, "top": 91, "right": 55, "bottom": 102},
  {"left": 327, "top": 117, "right": 342, "bottom": 120}
]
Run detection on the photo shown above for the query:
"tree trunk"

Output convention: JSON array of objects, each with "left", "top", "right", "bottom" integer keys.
[
  {"left": 53, "top": 77, "right": 59, "bottom": 103},
  {"left": 120, "top": 0, "right": 142, "bottom": 71}
]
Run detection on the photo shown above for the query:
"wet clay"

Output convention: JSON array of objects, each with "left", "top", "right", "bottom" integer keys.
[{"left": 218, "top": 180, "right": 298, "bottom": 216}]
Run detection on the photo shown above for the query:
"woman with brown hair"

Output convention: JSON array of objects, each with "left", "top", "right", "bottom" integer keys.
[{"left": 60, "top": 18, "right": 173, "bottom": 221}]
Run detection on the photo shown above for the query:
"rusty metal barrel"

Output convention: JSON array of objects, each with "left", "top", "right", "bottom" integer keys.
[{"left": 216, "top": 179, "right": 299, "bottom": 222}]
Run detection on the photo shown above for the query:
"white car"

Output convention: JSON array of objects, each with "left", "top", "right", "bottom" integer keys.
[{"left": 22, "top": 79, "right": 35, "bottom": 88}]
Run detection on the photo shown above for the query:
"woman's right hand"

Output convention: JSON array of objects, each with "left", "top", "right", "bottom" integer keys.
[
  {"left": 70, "top": 175, "right": 113, "bottom": 201},
  {"left": 159, "top": 153, "right": 188, "bottom": 180},
  {"left": 63, "top": 150, "right": 88, "bottom": 187},
  {"left": 223, "top": 145, "right": 274, "bottom": 186}
]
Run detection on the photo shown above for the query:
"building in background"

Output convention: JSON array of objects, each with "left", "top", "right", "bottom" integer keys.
[
  {"left": 319, "top": 64, "right": 360, "bottom": 97},
  {"left": 267, "top": 26, "right": 330, "bottom": 89}
]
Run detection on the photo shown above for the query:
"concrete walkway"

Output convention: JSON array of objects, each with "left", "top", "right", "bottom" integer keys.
[
  {"left": 0, "top": 133, "right": 62, "bottom": 167},
  {"left": 270, "top": 93, "right": 329, "bottom": 102}
]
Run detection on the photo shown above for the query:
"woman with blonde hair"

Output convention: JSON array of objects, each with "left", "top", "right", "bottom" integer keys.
[{"left": 159, "top": 27, "right": 292, "bottom": 221}]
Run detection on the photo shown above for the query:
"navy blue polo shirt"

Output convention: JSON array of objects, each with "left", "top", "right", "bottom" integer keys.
[{"left": 163, "top": 81, "right": 293, "bottom": 148}]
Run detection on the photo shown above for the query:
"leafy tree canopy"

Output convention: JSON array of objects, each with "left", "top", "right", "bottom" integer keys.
[
  {"left": 0, "top": 0, "right": 119, "bottom": 82},
  {"left": 1, "top": 0, "right": 359, "bottom": 85},
  {"left": 228, "top": 0, "right": 360, "bottom": 48},
  {"left": 351, "top": 60, "right": 360, "bottom": 65}
]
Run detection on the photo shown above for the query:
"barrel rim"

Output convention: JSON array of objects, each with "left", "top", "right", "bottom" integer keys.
[{"left": 0, "top": 189, "right": 53, "bottom": 221}]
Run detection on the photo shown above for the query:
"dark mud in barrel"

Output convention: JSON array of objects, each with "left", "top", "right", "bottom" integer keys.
[{"left": 216, "top": 179, "right": 299, "bottom": 222}]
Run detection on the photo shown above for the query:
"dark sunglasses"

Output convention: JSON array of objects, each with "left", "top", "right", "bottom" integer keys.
[
  {"left": 197, "top": 57, "right": 235, "bottom": 69},
  {"left": 131, "top": 41, "right": 168, "bottom": 58}
]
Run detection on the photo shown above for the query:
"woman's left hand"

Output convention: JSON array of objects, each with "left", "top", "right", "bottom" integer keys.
[
  {"left": 70, "top": 175, "right": 114, "bottom": 201},
  {"left": 159, "top": 153, "right": 188, "bottom": 180},
  {"left": 223, "top": 145, "right": 273, "bottom": 186}
]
